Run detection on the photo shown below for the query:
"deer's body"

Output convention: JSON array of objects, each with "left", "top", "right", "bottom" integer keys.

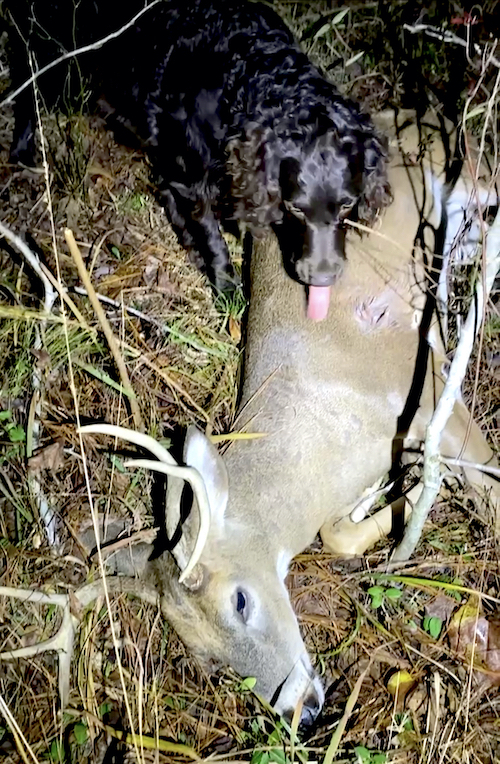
[{"left": 81, "top": 111, "right": 498, "bottom": 723}]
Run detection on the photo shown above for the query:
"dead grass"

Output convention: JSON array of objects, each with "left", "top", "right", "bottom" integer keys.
[{"left": 0, "top": 2, "right": 499, "bottom": 763}]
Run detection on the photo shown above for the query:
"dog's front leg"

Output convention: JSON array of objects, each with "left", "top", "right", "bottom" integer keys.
[{"left": 160, "top": 184, "right": 240, "bottom": 295}]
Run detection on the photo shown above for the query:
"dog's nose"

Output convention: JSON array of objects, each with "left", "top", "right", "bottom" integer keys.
[
  {"left": 295, "top": 256, "right": 344, "bottom": 286},
  {"left": 309, "top": 271, "right": 337, "bottom": 287}
]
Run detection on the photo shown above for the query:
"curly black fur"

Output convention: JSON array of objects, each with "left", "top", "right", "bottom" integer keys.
[{"left": 5, "top": 0, "right": 392, "bottom": 293}]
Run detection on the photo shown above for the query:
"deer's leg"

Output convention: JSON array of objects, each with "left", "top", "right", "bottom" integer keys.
[{"left": 321, "top": 503, "right": 413, "bottom": 556}]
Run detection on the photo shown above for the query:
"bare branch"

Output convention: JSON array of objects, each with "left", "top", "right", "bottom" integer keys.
[
  {"left": 0, "top": 222, "right": 56, "bottom": 314},
  {"left": 444, "top": 457, "right": 500, "bottom": 479},
  {"left": 403, "top": 23, "right": 500, "bottom": 69},
  {"left": 2, "top": 1, "right": 162, "bottom": 107},
  {"left": 393, "top": 206, "right": 500, "bottom": 561}
]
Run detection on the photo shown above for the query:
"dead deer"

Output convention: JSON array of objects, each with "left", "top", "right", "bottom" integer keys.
[{"left": 1, "top": 110, "right": 497, "bottom": 725}]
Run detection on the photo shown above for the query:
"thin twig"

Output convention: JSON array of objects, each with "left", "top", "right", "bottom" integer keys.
[
  {"left": 403, "top": 23, "right": 500, "bottom": 69},
  {"left": 0, "top": 221, "right": 56, "bottom": 314},
  {"left": 33, "top": 130, "right": 145, "bottom": 762},
  {"left": 322, "top": 657, "right": 374, "bottom": 764},
  {"left": 2, "top": 1, "right": 162, "bottom": 107},
  {"left": 0, "top": 693, "right": 40, "bottom": 764},
  {"left": 72, "top": 284, "right": 228, "bottom": 358},
  {"left": 444, "top": 457, "right": 500, "bottom": 479},
  {"left": 119, "top": 340, "right": 210, "bottom": 422},
  {"left": 65, "top": 229, "right": 143, "bottom": 431},
  {"left": 26, "top": 62, "right": 59, "bottom": 547},
  {"left": 40, "top": 261, "right": 92, "bottom": 330}
]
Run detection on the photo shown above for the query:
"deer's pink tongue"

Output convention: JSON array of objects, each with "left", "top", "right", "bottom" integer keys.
[{"left": 307, "top": 285, "right": 331, "bottom": 321}]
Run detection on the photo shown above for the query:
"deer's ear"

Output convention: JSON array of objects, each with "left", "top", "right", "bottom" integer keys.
[{"left": 184, "top": 426, "right": 228, "bottom": 527}]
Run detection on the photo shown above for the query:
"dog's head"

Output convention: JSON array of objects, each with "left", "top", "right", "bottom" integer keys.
[
  {"left": 228, "top": 102, "right": 392, "bottom": 318},
  {"left": 275, "top": 108, "right": 392, "bottom": 317}
]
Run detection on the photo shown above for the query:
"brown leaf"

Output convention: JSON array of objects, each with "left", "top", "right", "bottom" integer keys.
[
  {"left": 87, "top": 163, "right": 115, "bottom": 181},
  {"left": 28, "top": 440, "right": 65, "bottom": 473},
  {"left": 406, "top": 684, "right": 427, "bottom": 716},
  {"left": 486, "top": 619, "right": 500, "bottom": 673},
  {"left": 448, "top": 597, "right": 500, "bottom": 685},
  {"left": 30, "top": 348, "right": 51, "bottom": 369},
  {"left": 69, "top": 589, "right": 83, "bottom": 620},
  {"left": 229, "top": 316, "right": 241, "bottom": 341},
  {"left": 143, "top": 256, "right": 160, "bottom": 286},
  {"left": 425, "top": 593, "right": 458, "bottom": 623},
  {"left": 157, "top": 270, "right": 179, "bottom": 294},
  {"left": 64, "top": 197, "right": 82, "bottom": 230}
]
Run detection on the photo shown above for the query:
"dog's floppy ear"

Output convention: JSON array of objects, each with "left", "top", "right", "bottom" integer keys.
[
  {"left": 227, "top": 123, "right": 283, "bottom": 234},
  {"left": 358, "top": 129, "right": 393, "bottom": 226}
]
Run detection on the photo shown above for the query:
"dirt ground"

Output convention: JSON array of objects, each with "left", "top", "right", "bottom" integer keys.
[{"left": 0, "top": 2, "right": 499, "bottom": 763}]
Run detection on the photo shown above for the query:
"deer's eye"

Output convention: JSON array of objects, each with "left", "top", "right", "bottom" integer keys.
[{"left": 234, "top": 588, "right": 250, "bottom": 623}]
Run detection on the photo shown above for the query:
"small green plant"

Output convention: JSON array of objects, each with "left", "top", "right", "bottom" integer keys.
[
  {"left": 367, "top": 585, "right": 402, "bottom": 609},
  {"left": 99, "top": 701, "right": 113, "bottom": 718},
  {"left": 353, "top": 745, "right": 387, "bottom": 764},
  {"left": 423, "top": 615, "right": 442, "bottom": 639},
  {"left": 250, "top": 723, "right": 291, "bottom": 764},
  {"left": 73, "top": 722, "right": 88, "bottom": 746},
  {"left": 240, "top": 676, "right": 257, "bottom": 691},
  {"left": 394, "top": 713, "right": 414, "bottom": 731},
  {"left": 128, "top": 192, "right": 150, "bottom": 211},
  {"left": 0, "top": 410, "right": 26, "bottom": 444},
  {"left": 436, "top": 576, "right": 464, "bottom": 601},
  {"left": 485, "top": 312, "right": 500, "bottom": 341},
  {"left": 246, "top": 718, "right": 302, "bottom": 764},
  {"left": 251, "top": 751, "right": 288, "bottom": 764},
  {"left": 214, "top": 283, "right": 247, "bottom": 323},
  {"left": 47, "top": 740, "right": 65, "bottom": 763},
  {"left": 116, "top": 191, "right": 152, "bottom": 215}
]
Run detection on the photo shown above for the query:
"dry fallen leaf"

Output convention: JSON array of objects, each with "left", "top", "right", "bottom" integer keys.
[
  {"left": 157, "top": 269, "right": 178, "bottom": 294},
  {"left": 28, "top": 440, "right": 65, "bottom": 473},
  {"left": 425, "top": 593, "right": 457, "bottom": 623},
  {"left": 30, "top": 348, "right": 51, "bottom": 369},
  {"left": 87, "top": 163, "right": 115, "bottom": 181},
  {"left": 448, "top": 597, "right": 500, "bottom": 685},
  {"left": 143, "top": 255, "right": 160, "bottom": 286},
  {"left": 229, "top": 316, "right": 241, "bottom": 341}
]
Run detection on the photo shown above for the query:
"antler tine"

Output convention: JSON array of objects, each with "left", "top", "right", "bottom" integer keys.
[
  {"left": 0, "top": 579, "right": 160, "bottom": 708},
  {"left": 0, "top": 587, "right": 77, "bottom": 707},
  {"left": 125, "top": 459, "right": 211, "bottom": 583},
  {"left": 79, "top": 424, "right": 212, "bottom": 583},
  {"left": 78, "top": 424, "right": 177, "bottom": 465}
]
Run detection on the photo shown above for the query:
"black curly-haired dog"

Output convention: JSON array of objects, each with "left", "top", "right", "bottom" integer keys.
[{"left": 5, "top": 0, "right": 392, "bottom": 318}]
